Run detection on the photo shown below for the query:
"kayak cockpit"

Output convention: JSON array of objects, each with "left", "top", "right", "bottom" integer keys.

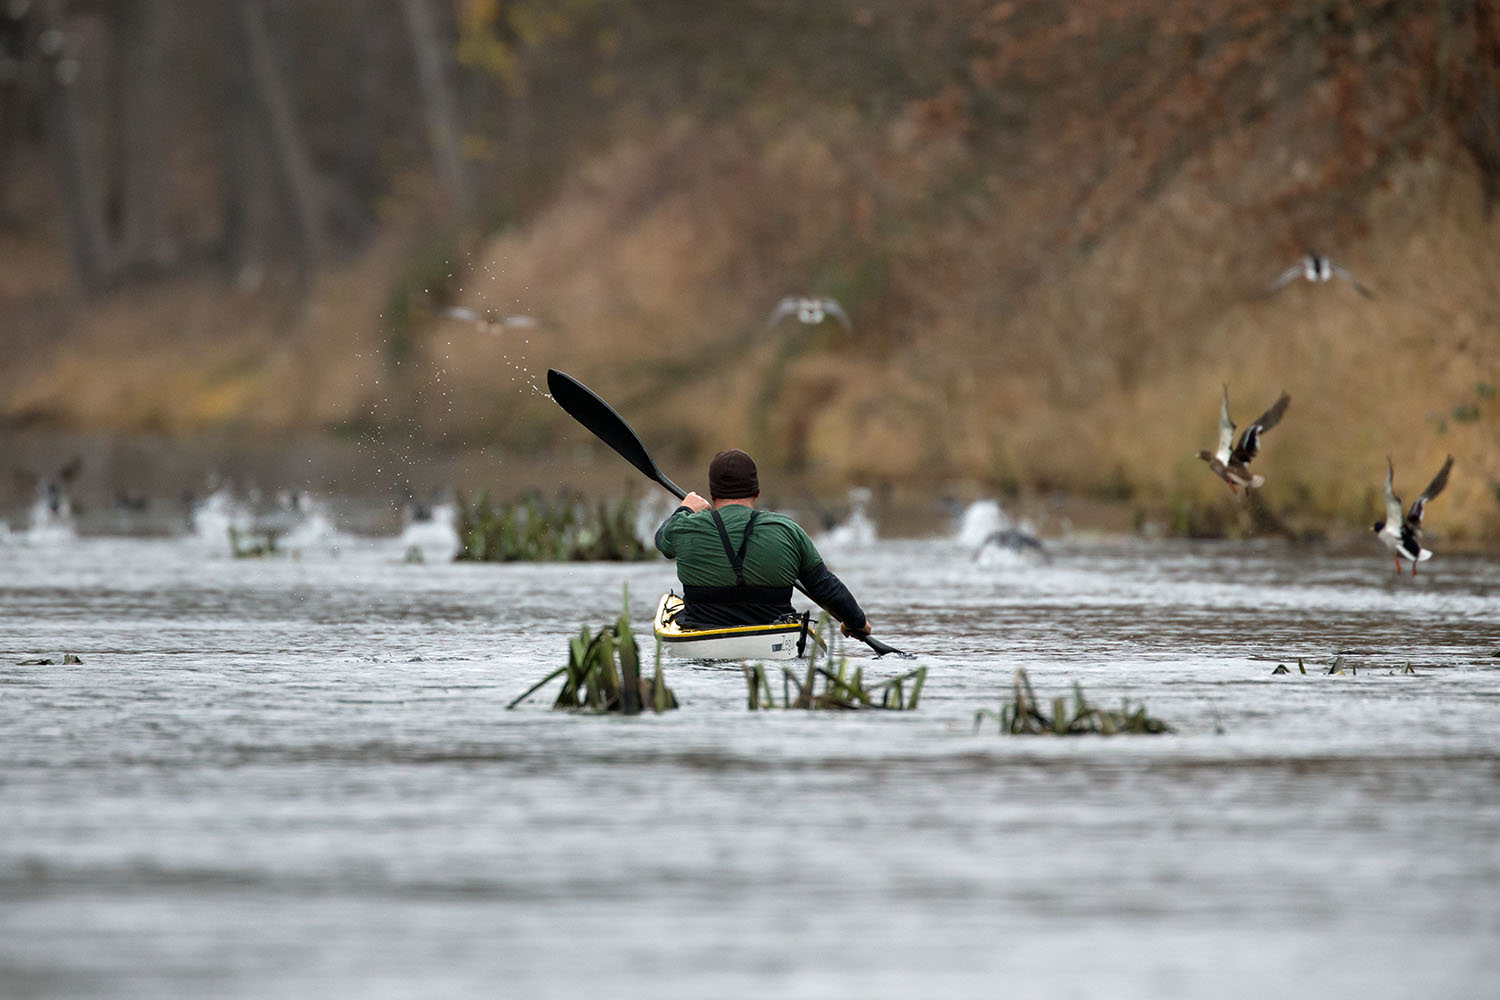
[{"left": 652, "top": 592, "right": 821, "bottom": 660}]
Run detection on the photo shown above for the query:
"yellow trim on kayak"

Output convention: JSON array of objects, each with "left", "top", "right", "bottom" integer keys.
[
  {"left": 653, "top": 593, "right": 804, "bottom": 640},
  {"left": 658, "top": 620, "right": 804, "bottom": 639}
]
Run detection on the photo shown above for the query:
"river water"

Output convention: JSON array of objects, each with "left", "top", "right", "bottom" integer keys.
[{"left": 2, "top": 515, "right": 1498, "bottom": 999}]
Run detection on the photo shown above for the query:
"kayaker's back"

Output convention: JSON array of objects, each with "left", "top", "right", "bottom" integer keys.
[{"left": 657, "top": 504, "right": 820, "bottom": 588}]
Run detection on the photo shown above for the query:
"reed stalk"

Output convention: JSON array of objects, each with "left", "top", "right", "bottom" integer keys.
[
  {"left": 456, "top": 490, "right": 652, "bottom": 562},
  {"left": 975, "top": 668, "right": 1171, "bottom": 735},
  {"left": 742, "top": 613, "right": 927, "bottom": 711},
  {"left": 1271, "top": 655, "right": 1424, "bottom": 676},
  {"left": 508, "top": 586, "right": 677, "bottom": 713}
]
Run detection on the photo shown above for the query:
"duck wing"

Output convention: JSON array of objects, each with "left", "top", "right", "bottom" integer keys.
[
  {"left": 1330, "top": 263, "right": 1375, "bottom": 299},
  {"left": 1382, "top": 458, "right": 1405, "bottom": 529},
  {"left": 1213, "top": 386, "right": 1235, "bottom": 462},
  {"left": 819, "top": 297, "right": 853, "bottom": 332},
  {"left": 764, "top": 296, "right": 800, "bottom": 329},
  {"left": 1262, "top": 263, "right": 1303, "bottom": 296},
  {"left": 1230, "top": 391, "right": 1289, "bottom": 465},
  {"left": 1404, "top": 455, "right": 1453, "bottom": 533}
]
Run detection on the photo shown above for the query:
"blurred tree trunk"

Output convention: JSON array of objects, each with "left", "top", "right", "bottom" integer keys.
[
  {"left": 237, "top": 0, "right": 321, "bottom": 284},
  {"left": 115, "top": 0, "right": 171, "bottom": 273},
  {"left": 0, "top": 4, "right": 30, "bottom": 204},
  {"left": 399, "top": 0, "right": 472, "bottom": 220},
  {"left": 37, "top": 0, "right": 114, "bottom": 293},
  {"left": 218, "top": 0, "right": 258, "bottom": 285},
  {"left": 345, "top": 0, "right": 386, "bottom": 221}
]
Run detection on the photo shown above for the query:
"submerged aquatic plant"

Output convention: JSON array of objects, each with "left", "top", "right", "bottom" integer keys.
[
  {"left": 1269, "top": 655, "right": 1423, "bottom": 676},
  {"left": 508, "top": 588, "right": 677, "bottom": 714},
  {"left": 974, "top": 668, "right": 1171, "bottom": 735},
  {"left": 456, "top": 490, "right": 651, "bottom": 562},
  {"left": 742, "top": 614, "right": 926, "bottom": 711}
]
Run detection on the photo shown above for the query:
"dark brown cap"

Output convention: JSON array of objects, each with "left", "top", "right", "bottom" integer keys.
[{"left": 708, "top": 449, "right": 759, "bottom": 499}]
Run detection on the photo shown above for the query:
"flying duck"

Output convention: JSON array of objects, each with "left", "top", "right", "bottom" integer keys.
[
  {"left": 1196, "top": 386, "right": 1291, "bottom": 492},
  {"left": 972, "top": 527, "right": 1047, "bottom": 562},
  {"left": 443, "top": 306, "right": 539, "bottom": 331},
  {"left": 1373, "top": 455, "right": 1453, "bottom": 576},
  {"left": 765, "top": 296, "right": 852, "bottom": 333},
  {"left": 1264, "top": 253, "right": 1374, "bottom": 299}
]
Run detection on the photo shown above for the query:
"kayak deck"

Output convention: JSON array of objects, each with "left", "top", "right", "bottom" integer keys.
[{"left": 653, "top": 592, "right": 815, "bottom": 660}]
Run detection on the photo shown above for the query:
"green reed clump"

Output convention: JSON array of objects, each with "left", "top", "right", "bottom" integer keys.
[
  {"left": 508, "top": 588, "right": 677, "bottom": 714},
  {"left": 228, "top": 525, "right": 278, "bottom": 558},
  {"left": 974, "top": 668, "right": 1171, "bottom": 735},
  {"left": 742, "top": 613, "right": 926, "bottom": 711},
  {"left": 456, "top": 490, "right": 650, "bottom": 562}
]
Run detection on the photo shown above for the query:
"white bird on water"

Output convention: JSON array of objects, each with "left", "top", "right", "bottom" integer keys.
[
  {"left": 443, "top": 306, "right": 540, "bottom": 331},
  {"left": 765, "top": 296, "right": 852, "bottom": 333},
  {"left": 1263, "top": 252, "right": 1374, "bottom": 299}
]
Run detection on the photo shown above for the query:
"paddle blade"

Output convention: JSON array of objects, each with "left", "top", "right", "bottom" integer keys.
[
  {"left": 547, "top": 369, "right": 686, "bottom": 499},
  {"left": 861, "top": 635, "right": 914, "bottom": 659}
]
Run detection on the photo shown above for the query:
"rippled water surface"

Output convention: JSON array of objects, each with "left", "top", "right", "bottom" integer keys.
[{"left": 3, "top": 530, "right": 1498, "bottom": 999}]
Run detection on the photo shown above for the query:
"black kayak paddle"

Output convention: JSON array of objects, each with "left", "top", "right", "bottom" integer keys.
[{"left": 546, "top": 368, "right": 910, "bottom": 659}]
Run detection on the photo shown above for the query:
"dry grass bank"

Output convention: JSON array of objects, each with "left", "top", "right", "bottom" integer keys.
[
  {"left": 2, "top": 0, "right": 1497, "bottom": 544},
  {"left": 3, "top": 117, "right": 1496, "bottom": 543},
  {"left": 398, "top": 109, "right": 1498, "bottom": 543}
]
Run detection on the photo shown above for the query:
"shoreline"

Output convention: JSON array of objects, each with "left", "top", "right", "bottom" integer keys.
[{"left": 4, "top": 427, "right": 1493, "bottom": 555}]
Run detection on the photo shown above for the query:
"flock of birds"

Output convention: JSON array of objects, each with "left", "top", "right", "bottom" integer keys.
[
  {"left": 10, "top": 256, "right": 1455, "bottom": 574},
  {"left": 769, "top": 254, "right": 1378, "bottom": 336},
  {"left": 1195, "top": 382, "right": 1454, "bottom": 575},
  {"left": 444, "top": 297, "right": 856, "bottom": 336},
  {"left": 763, "top": 253, "right": 1456, "bottom": 577},
  {"left": 437, "top": 250, "right": 1455, "bottom": 575},
  {"left": 1194, "top": 253, "right": 1454, "bottom": 576},
  {"left": 753, "top": 253, "right": 1457, "bottom": 577}
]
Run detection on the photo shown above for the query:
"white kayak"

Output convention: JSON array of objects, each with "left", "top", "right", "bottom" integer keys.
[{"left": 653, "top": 592, "right": 817, "bottom": 660}]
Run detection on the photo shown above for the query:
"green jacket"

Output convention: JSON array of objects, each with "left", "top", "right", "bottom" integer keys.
[{"left": 655, "top": 503, "right": 866, "bottom": 629}]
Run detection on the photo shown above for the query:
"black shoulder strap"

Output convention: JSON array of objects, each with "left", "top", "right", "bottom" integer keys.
[
  {"left": 709, "top": 508, "right": 760, "bottom": 586},
  {"left": 737, "top": 509, "right": 760, "bottom": 572}
]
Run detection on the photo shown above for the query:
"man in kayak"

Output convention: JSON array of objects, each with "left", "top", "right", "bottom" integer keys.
[{"left": 654, "top": 448, "right": 873, "bottom": 638}]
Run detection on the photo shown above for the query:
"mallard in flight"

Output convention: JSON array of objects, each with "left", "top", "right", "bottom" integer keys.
[
  {"left": 1196, "top": 386, "right": 1291, "bottom": 492},
  {"left": 443, "top": 306, "right": 539, "bottom": 331},
  {"left": 765, "top": 296, "right": 852, "bottom": 332},
  {"left": 1264, "top": 253, "right": 1374, "bottom": 298},
  {"left": 1373, "top": 455, "right": 1453, "bottom": 576},
  {"left": 972, "top": 527, "right": 1047, "bottom": 562}
]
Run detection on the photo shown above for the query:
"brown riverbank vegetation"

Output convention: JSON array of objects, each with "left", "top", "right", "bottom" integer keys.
[{"left": 2, "top": 1, "right": 1497, "bottom": 542}]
